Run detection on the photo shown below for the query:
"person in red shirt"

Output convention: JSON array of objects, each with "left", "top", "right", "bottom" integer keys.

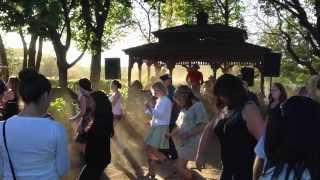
[{"left": 184, "top": 64, "right": 204, "bottom": 95}]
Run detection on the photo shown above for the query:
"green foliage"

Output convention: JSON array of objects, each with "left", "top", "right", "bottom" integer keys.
[
  {"left": 73, "top": 0, "right": 133, "bottom": 51},
  {"left": 0, "top": 0, "right": 63, "bottom": 36},
  {"left": 259, "top": 26, "right": 319, "bottom": 86},
  {"left": 160, "top": 0, "right": 245, "bottom": 27},
  {"left": 102, "top": 1, "right": 133, "bottom": 49},
  {"left": 258, "top": 0, "right": 320, "bottom": 75},
  {"left": 49, "top": 97, "right": 66, "bottom": 114},
  {"left": 39, "top": 55, "right": 59, "bottom": 78},
  {"left": 258, "top": 19, "right": 319, "bottom": 85},
  {"left": 6, "top": 48, "right": 23, "bottom": 76}
]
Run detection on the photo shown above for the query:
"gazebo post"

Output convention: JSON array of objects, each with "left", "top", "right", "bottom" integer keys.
[
  {"left": 210, "top": 63, "right": 220, "bottom": 80},
  {"left": 155, "top": 63, "right": 161, "bottom": 77},
  {"left": 138, "top": 61, "right": 143, "bottom": 82},
  {"left": 260, "top": 74, "right": 265, "bottom": 98},
  {"left": 128, "top": 57, "right": 134, "bottom": 86},
  {"left": 147, "top": 61, "right": 152, "bottom": 82},
  {"left": 167, "top": 62, "right": 175, "bottom": 78}
]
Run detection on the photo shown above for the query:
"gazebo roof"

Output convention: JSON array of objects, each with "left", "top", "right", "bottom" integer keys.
[
  {"left": 123, "top": 12, "right": 280, "bottom": 76},
  {"left": 124, "top": 40, "right": 271, "bottom": 66},
  {"left": 152, "top": 23, "right": 248, "bottom": 42},
  {"left": 153, "top": 23, "right": 246, "bottom": 35}
]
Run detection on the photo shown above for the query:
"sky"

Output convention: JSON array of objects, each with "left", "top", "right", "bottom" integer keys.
[{"left": 2, "top": 0, "right": 264, "bottom": 68}]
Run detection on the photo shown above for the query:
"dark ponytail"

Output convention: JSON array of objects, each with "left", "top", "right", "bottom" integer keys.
[
  {"left": 112, "top": 80, "right": 122, "bottom": 89},
  {"left": 18, "top": 69, "right": 51, "bottom": 104}
]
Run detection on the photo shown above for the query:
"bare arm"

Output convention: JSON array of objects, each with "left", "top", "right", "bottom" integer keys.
[
  {"left": 253, "top": 156, "right": 265, "bottom": 180},
  {"left": 111, "top": 92, "right": 120, "bottom": 106},
  {"left": 196, "top": 120, "right": 214, "bottom": 170},
  {"left": 242, "top": 103, "right": 265, "bottom": 140},
  {"left": 197, "top": 121, "right": 213, "bottom": 156},
  {"left": 187, "top": 123, "right": 207, "bottom": 137},
  {"left": 70, "top": 96, "right": 87, "bottom": 121}
]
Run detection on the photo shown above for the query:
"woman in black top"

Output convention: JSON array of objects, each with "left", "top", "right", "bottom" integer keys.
[
  {"left": 79, "top": 91, "right": 114, "bottom": 180},
  {"left": 2, "top": 77, "right": 20, "bottom": 120},
  {"left": 196, "top": 74, "right": 264, "bottom": 180}
]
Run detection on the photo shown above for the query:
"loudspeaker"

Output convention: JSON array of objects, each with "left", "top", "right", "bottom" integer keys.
[
  {"left": 263, "top": 53, "right": 281, "bottom": 77},
  {"left": 105, "top": 58, "right": 121, "bottom": 79},
  {"left": 241, "top": 67, "right": 254, "bottom": 86}
]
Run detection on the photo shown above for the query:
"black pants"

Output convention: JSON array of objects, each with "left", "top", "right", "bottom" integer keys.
[
  {"left": 159, "top": 123, "right": 178, "bottom": 160},
  {"left": 159, "top": 138, "right": 178, "bottom": 160},
  {"left": 79, "top": 164, "right": 107, "bottom": 180}
]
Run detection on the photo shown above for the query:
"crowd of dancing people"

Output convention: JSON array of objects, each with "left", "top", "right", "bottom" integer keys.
[{"left": 0, "top": 67, "right": 320, "bottom": 180}]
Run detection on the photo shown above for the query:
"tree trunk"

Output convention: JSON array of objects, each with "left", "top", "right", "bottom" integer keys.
[
  {"left": 19, "top": 30, "right": 28, "bottom": 69},
  {"left": 57, "top": 52, "right": 68, "bottom": 89},
  {"left": 35, "top": 37, "right": 43, "bottom": 72},
  {"left": 52, "top": 42, "right": 68, "bottom": 89},
  {"left": 260, "top": 73, "right": 265, "bottom": 99},
  {"left": 28, "top": 35, "right": 38, "bottom": 69},
  {"left": 0, "top": 34, "right": 9, "bottom": 81},
  {"left": 157, "top": 0, "right": 161, "bottom": 29},
  {"left": 58, "top": 63, "right": 68, "bottom": 89},
  {"left": 90, "top": 40, "right": 102, "bottom": 90}
]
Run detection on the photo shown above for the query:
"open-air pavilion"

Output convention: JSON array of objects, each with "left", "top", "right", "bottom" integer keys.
[{"left": 124, "top": 13, "right": 281, "bottom": 95}]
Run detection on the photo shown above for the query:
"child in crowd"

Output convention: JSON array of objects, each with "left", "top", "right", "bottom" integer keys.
[
  {"left": 144, "top": 82, "right": 172, "bottom": 179},
  {"left": 109, "top": 80, "right": 123, "bottom": 122}
]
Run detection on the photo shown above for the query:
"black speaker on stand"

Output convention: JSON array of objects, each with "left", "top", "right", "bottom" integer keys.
[
  {"left": 241, "top": 67, "right": 254, "bottom": 86},
  {"left": 262, "top": 53, "right": 281, "bottom": 77},
  {"left": 105, "top": 58, "right": 121, "bottom": 80}
]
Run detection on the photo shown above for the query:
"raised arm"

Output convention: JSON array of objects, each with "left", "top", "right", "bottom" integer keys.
[{"left": 70, "top": 96, "right": 87, "bottom": 121}]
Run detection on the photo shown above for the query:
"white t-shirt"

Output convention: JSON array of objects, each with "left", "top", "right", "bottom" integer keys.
[
  {"left": 109, "top": 92, "right": 122, "bottom": 115},
  {"left": 0, "top": 116, "right": 70, "bottom": 180}
]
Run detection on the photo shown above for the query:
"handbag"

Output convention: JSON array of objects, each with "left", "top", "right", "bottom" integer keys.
[{"left": 2, "top": 120, "right": 17, "bottom": 180}]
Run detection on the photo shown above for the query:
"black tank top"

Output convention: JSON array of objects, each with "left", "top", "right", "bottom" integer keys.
[{"left": 214, "top": 102, "right": 257, "bottom": 171}]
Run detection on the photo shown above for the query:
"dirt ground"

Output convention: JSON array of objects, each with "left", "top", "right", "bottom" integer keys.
[
  {"left": 106, "top": 162, "right": 221, "bottom": 179},
  {"left": 65, "top": 108, "right": 222, "bottom": 180}
]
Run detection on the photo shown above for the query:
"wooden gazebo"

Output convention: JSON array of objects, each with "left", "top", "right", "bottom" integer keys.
[{"left": 124, "top": 13, "right": 280, "bottom": 94}]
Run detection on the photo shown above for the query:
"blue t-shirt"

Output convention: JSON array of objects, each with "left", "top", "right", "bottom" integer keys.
[
  {"left": 255, "top": 134, "right": 266, "bottom": 160},
  {"left": 0, "top": 116, "right": 70, "bottom": 180}
]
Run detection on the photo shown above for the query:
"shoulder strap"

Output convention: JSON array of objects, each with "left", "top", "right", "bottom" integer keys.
[{"left": 2, "top": 120, "right": 17, "bottom": 180}]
